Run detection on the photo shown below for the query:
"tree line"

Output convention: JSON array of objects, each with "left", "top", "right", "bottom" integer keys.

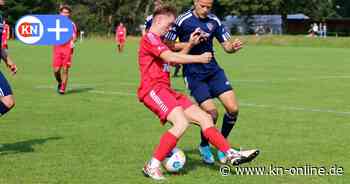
[{"left": 1, "top": 0, "right": 349, "bottom": 35}]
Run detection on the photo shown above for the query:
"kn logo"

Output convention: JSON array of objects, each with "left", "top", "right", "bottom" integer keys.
[{"left": 16, "top": 15, "right": 74, "bottom": 45}]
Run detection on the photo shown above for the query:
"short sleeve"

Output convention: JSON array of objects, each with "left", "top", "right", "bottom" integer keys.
[
  {"left": 212, "top": 17, "right": 231, "bottom": 43},
  {"left": 144, "top": 15, "right": 153, "bottom": 30},
  {"left": 165, "top": 25, "right": 179, "bottom": 41}
]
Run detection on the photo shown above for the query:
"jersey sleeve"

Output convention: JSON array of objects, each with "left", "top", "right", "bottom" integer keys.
[
  {"left": 213, "top": 19, "right": 231, "bottom": 43},
  {"left": 144, "top": 15, "right": 153, "bottom": 30},
  {"left": 165, "top": 21, "right": 180, "bottom": 41},
  {"left": 144, "top": 33, "right": 169, "bottom": 57}
]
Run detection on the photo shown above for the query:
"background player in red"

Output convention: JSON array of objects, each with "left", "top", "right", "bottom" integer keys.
[
  {"left": 0, "top": 0, "right": 17, "bottom": 117},
  {"left": 138, "top": 6, "right": 259, "bottom": 180},
  {"left": 2, "top": 20, "right": 9, "bottom": 47},
  {"left": 1, "top": 19, "right": 14, "bottom": 66},
  {"left": 53, "top": 5, "right": 77, "bottom": 94},
  {"left": 115, "top": 23, "right": 126, "bottom": 53}
]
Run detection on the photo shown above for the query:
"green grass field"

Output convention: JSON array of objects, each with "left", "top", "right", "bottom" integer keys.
[{"left": 0, "top": 37, "right": 349, "bottom": 184}]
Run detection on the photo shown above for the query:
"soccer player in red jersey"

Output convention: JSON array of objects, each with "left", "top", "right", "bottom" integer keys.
[
  {"left": 115, "top": 23, "right": 126, "bottom": 53},
  {"left": 53, "top": 5, "right": 77, "bottom": 94},
  {"left": 1, "top": 19, "right": 14, "bottom": 67},
  {"left": 2, "top": 20, "right": 9, "bottom": 49},
  {"left": 138, "top": 6, "right": 259, "bottom": 180}
]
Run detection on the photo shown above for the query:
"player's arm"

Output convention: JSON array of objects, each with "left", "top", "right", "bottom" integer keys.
[
  {"left": 212, "top": 18, "right": 243, "bottom": 54},
  {"left": 164, "top": 28, "right": 204, "bottom": 52},
  {"left": 71, "top": 23, "right": 78, "bottom": 43},
  {"left": 2, "top": 49, "right": 17, "bottom": 75},
  {"left": 160, "top": 50, "right": 211, "bottom": 64}
]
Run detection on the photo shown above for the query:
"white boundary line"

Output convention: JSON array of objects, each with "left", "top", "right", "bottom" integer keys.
[
  {"left": 240, "top": 102, "right": 350, "bottom": 116},
  {"left": 35, "top": 85, "right": 350, "bottom": 116}
]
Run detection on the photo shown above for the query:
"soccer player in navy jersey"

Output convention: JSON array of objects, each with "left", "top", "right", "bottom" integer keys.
[
  {"left": 165, "top": 0, "right": 257, "bottom": 164},
  {"left": 138, "top": 6, "right": 258, "bottom": 180},
  {"left": 0, "top": 0, "right": 17, "bottom": 117}
]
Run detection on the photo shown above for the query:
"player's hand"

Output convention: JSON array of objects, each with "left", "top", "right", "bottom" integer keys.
[
  {"left": 7, "top": 63, "right": 17, "bottom": 75},
  {"left": 189, "top": 28, "right": 202, "bottom": 46},
  {"left": 71, "top": 42, "right": 75, "bottom": 49},
  {"left": 198, "top": 52, "right": 212, "bottom": 63},
  {"left": 231, "top": 39, "right": 243, "bottom": 52}
]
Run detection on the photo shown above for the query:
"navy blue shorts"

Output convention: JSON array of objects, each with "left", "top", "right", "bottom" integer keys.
[
  {"left": 0, "top": 71, "right": 13, "bottom": 96},
  {"left": 185, "top": 70, "right": 233, "bottom": 105}
]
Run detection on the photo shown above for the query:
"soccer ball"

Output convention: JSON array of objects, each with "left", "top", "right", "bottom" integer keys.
[{"left": 163, "top": 147, "right": 186, "bottom": 172}]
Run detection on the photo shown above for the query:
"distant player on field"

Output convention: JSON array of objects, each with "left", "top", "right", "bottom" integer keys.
[
  {"left": 0, "top": 0, "right": 17, "bottom": 117},
  {"left": 165, "top": 0, "right": 249, "bottom": 164},
  {"left": 2, "top": 19, "right": 15, "bottom": 69},
  {"left": 138, "top": 6, "right": 259, "bottom": 180},
  {"left": 53, "top": 5, "right": 77, "bottom": 94},
  {"left": 115, "top": 23, "right": 126, "bottom": 53}
]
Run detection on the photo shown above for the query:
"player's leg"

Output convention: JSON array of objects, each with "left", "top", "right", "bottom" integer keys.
[
  {"left": 144, "top": 107, "right": 189, "bottom": 180},
  {"left": 185, "top": 76, "right": 216, "bottom": 164},
  {"left": 142, "top": 88, "right": 190, "bottom": 180},
  {"left": 219, "top": 90, "right": 239, "bottom": 138},
  {"left": 117, "top": 39, "right": 122, "bottom": 53},
  {"left": 60, "top": 67, "right": 69, "bottom": 94},
  {"left": 53, "top": 51, "right": 62, "bottom": 93},
  {"left": 0, "top": 72, "right": 15, "bottom": 116},
  {"left": 184, "top": 104, "right": 259, "bottom": 165},
  {"left": 59, "top": 51, "right": 73, "bottom": 94},
  {"left": 120, "top": 40, "right": 125, "bottom": 52},
  {"left": 53, "top": 67, "right": 62, "bottom": 92},
  {"left": 208, "top": 70, "right": 240, "bottom": 163}
]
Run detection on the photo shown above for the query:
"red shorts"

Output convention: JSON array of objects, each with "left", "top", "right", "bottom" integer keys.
[
  {"left": 142, "top": 87, "right": 193, "bottom": 124},
  {"left": 53, "top": 49, "right": 73, "bottom": 68},
  {"left": 117, "top": 39, "right": 125, "bottom": 45}
]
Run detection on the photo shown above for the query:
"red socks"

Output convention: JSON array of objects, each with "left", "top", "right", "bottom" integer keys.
[
  {"left": 203, "top": 127, "right": 230, "bottom": 153},
  {"left": 153, "top": 128, "right": 229, "bottom": 161},
  {"left": 153, "top": 131, "right": 177, "bottom": 161}
]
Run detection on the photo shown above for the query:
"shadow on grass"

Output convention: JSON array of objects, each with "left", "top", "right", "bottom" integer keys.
[
  {"left": 0, "top": 137, "right": 62, "bottom": 155},
  {"left": 66, "top": 87, "right": 94, "bottom": 94}
]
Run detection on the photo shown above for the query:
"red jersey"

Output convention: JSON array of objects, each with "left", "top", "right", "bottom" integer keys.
[
  {"left": 2, "top": 23, "right": 9, "bottom": 49},
  {"left": 54, "top": 22, "right": 77, "bottom": 52},
  {"left": 137, "top": 32, "right": 171, "bottom": 100},
  {"left": 116, "top": 25, "right": 126, "bottom": 41}
]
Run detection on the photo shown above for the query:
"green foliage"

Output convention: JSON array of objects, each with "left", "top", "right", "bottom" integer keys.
[{"left": 0, "top": 0, "right": 348, "bottom": 35}]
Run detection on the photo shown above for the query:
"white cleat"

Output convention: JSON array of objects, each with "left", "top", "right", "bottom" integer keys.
[
  {"left": 226, "top": 149, "right": 260, "bottom": 166},
  {"left": 142, "top": 162, "right": 166, "bottom": 181}
]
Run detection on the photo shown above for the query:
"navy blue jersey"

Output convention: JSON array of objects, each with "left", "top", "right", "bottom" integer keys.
[
  {"left": 165, "top": 10, "right": 231, "bottom": 78},
  {"left": 144, "top": 15, "right": 153, "bottom": 31}
]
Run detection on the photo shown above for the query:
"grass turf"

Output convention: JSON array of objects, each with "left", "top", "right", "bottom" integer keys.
[{"left": 0, "top": 37, "right": 349, "bottom": 183}]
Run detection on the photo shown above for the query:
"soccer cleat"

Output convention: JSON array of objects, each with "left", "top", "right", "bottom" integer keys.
[
  {"left": 226, "top": 149, "right": 260, "bottom": 166},
  {"left": 217, "top": 150, "right": 227, "bottom": 164},
  {"left": 198, "top": 145, "right": 215, "bottom": 164},
  {"left": 142, "top": 162, "right": 166, "bottom": 180},
  {"left": 238, "top": 149, "right": 260, "bottom": 163},
  {"left": 59, "top": 83, "right": 66, "bottom": 95}
]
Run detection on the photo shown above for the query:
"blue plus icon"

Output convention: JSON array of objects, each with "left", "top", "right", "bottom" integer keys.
[
  {"left": 47, "top": 19, "right": 69, "bottom": 41},
  {"left": 15, "top": 15, "right": 74, "bottom": 45}
]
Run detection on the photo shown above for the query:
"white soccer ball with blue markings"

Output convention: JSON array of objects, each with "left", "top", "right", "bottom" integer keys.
[{"left": 163, "top": 147, "right": 186, "bottom": 172}]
